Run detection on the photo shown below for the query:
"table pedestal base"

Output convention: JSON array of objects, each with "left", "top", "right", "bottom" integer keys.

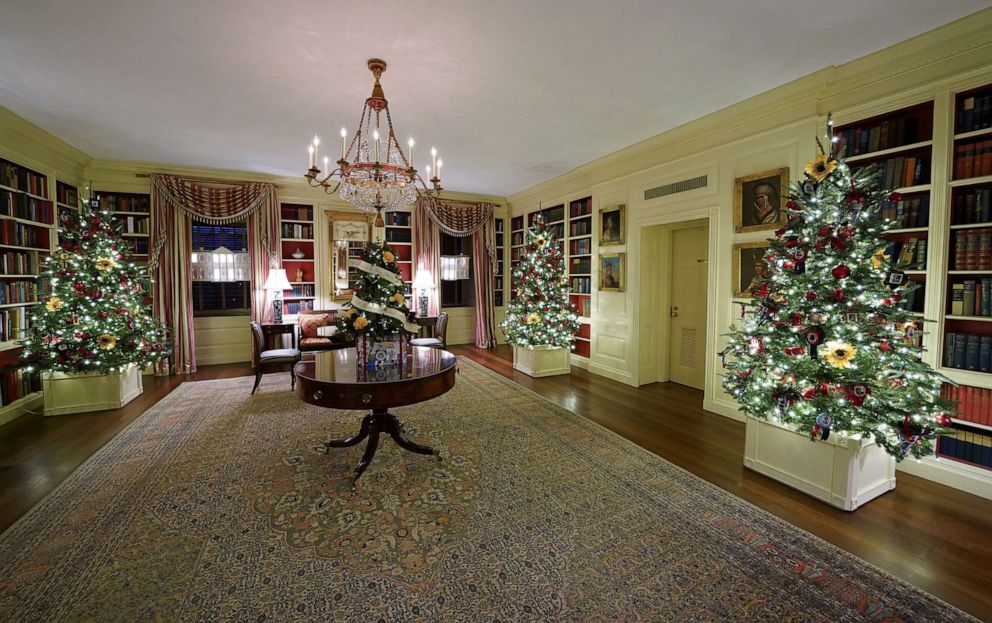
[{"left": 324, "top": 408, "right": 441, "bottom": 488}]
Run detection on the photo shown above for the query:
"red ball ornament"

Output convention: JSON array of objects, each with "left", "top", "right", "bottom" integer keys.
[
  {"left": 74, "top": 282, "right": 85, "bottom": 291},
  {"left": 889, "top": 192, "right": 903, "bottom": 202},
  {"left": 893, "top": 292, "right": 902, "bottom": 302},
  {"left": 782, "top": 260, "right": 796, "bottom": 270},
  {"left": 833, "top": 288, "right": 845, "bottom": 301},
  {"left": 786, "top": 199, "right": 798, "bottom": 210},
  {"left": 805, "top": 291, "right": 817, "bottom": 301},
  {"left": 831, "top": 264, "right": 851, "bottom": 279},
  {"left": 936, "top": 414, "right": 953, "bottom": 427},
  {"left": 879, "top": 340, "right": 893, "bottom": 351}
]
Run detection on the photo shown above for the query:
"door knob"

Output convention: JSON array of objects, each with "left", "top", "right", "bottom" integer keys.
[{"left": 670, "top": 306, "right": 679, "bottom": 317}]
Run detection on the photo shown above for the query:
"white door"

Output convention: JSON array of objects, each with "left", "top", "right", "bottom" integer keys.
[{"left": 668, "top": 224, "right": 708, "bottom": 389}]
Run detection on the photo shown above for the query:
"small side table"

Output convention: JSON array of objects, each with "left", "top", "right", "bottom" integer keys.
[
  {"left": 412, "top": 315, "right": 438, "bottom": 339},
  {"left": 261, "top": 322, "right": 298, "bottom": 350}
]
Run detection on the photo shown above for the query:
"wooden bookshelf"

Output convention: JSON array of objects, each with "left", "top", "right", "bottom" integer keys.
[
  {"left": 279, "top": 202, "right": 315, "bottom": 317},
  {"left": 494, "top": 217, "right": 505, "bottom": 307},
  {"left": 383, "top": 210, "right": 413, "bottom": 294},
  {"left": 0, "top": 157, "right": 51, "bottom": 421},
  {"left": 567, "top": 197, "right": 593, "bottom": 359},
  {"left": 837, "top": 103, "right": 934, "bottom": 351},
  {"left": 509, "top": 215, "right": 524, "bottom": 299},
  {"left": 95, "top": 191, "right": 151, "bottom": 263},
  {"left": 55, "top": 180, "right": 79, "bottom": 228}
]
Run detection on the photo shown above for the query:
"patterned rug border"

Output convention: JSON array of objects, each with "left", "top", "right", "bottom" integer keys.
[{"left": 0, "top": 356, "right": 976, "bottom": 621}]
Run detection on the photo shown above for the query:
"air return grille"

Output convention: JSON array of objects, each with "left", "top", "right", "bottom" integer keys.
[{"left": 644, "top": 174, "right": 708, "bottom": 201}]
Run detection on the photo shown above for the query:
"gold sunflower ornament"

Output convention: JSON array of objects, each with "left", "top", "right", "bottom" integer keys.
[
  {"left": 871, "top": 248, "right": 890, "bottom": 269},
  {"left": 97, "top": 334, "right": 117, "bottom": 350},
  {"left": 526, "top": 313, "right": 541, "bottom": 325},
  {"left": 95, "top": 257, "right": 118, "bottom": 271},
  {"left": 821, "top": 340, "right": 856, "bottom": 369},
  {"left": 45, "top": 297, "right": 63, "bottom": 312},
  {"left": 354, "top": 315, "right": 369, "bottom": 330},
  {"left": 391, "top": 292, "right": 405, "bottom": 304},
  {"left": 534, "top": 235, "right": 547, "bottom": 249},
  {"left": 804, "top": 154, "right": 837, "bottom": 182},
  {"left": 382, "top": 251, "right": 395, "bottom": 263}
]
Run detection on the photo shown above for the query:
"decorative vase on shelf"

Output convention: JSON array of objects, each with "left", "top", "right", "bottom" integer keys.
[{"left": 291, "top": 248, "right": 305, "bottom": 259}]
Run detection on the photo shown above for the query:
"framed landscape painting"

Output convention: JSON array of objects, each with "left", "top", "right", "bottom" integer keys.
[{"left": 734, "top": 167, "right": 789, "bottom": 233}]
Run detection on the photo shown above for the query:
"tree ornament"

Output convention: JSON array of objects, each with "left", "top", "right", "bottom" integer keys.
[
  {"left": 804, "top": 154, "right": 837, "bottom": 182},
  {"left": 812, "top": 413, "right": 832, "bottom": 441},
  {"left": 822, "top": 340, "right": 856, "bottom": 369},
  {"left": 845, "top": 384, "right": 872, "bottom": 406},
  {"left": 831, "top": 264, "right": 851, "bottom": 279}
]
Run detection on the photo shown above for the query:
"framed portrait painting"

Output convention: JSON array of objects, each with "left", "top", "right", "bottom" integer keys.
[
  {"left": 599, "top": 204, "right": 625, "bottom": 246},
  {"left": 732, "top": 242, "right": 772, "bottom": 298},
  {"left": 599, "top": 252, "right": 625, "bottom": 292},
  {"left": 734, "top": 167, "right": 789, "bottom": 233}
]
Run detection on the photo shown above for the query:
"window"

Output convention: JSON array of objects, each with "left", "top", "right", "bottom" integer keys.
[
  {"left": 191, "top": 221, "right": 251, "bottom": 316},
  {"left": 439, "top": 233, "right": 475, "bottom": 308}
]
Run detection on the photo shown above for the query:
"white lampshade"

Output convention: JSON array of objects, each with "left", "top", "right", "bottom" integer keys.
[
  {"left": 412, "top": 267, "right": 435, "bottom": 290},
  {"left": 263, "top": 268, "right": 292, "bottom": 292}
]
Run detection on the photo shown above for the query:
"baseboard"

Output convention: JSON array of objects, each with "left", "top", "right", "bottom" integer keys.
[
  {"left": 703, "top": 397, "right": 745, "bottom": 422},
  {"left": 897, "top": 455, "right": 992, "bottom": 501},
  {"left": 586, "top": 361, "right": 637, "bottom": 387}
]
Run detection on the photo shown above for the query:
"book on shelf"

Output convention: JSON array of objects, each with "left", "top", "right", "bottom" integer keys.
[
  {"left": 859, "top": 154, "right": 929, "bottom": 189},
  {"left": 837, "top": 114, "right": 921, "bottom": 156},
  {"left": 0, "top": 250, "right": 39, "bottom": 274},
  {"left": 881, "top": 195, "right": 929, "bottom": 228},
  {"left": 953, "top": 229, "right": 992, "bottom": 270},
  {"left": 954, "top": 140, "right": 992, "bottom": 180},
  {"left": 0, "top": 220, "right": 46, "bottom": 249},
  {"left": 951, "top": 284, "right": 964, "bottom": 315},
  {"left": 964, "top": 280, "right": 977, "bottom": 317},
  {"left": 954, "top": 187, "right": 992, "bottom": 224},
  {"left": 895, "top": 237, "right": 918, "bottom": 267},
  {"left": 0, "top": 189, "right": 54, "bottom": 224},
  {"left": 937, "top": 429, "right": 992, "bottom": 470},
  {"left": 0, "top": 367, "right": 39, "bottom": 407},
  {"left": 289, "top": 283, "right": 315, "bottom": 298},
  {"left": 958, "top": 92, "right": 992, "bottom": 133},
  {"left": 280, "top": 223, "right": 313, "bottom": 239},
  {"left": 945, "top": 332, "right": 992, "bottom": 371},
  {"left": 0, "top": 306, "right": 30, "bottom": 342},
  {"left": 281, "top": 205, "right": 313, "bottom": 221},
  {"left": 942, "top": 383, "right": 992, "bottom": 425},
  {"left": 0, "top": 161, "right": 48, "bottom": 197},
  {"left": 56, "top": 182, "right": 78, "bottom": 207},
  {"left": 97, "top": 194, "right": 149, "bottom": 213}
]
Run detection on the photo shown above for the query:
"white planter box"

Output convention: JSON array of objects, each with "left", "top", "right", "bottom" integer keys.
[
  {"left": 744, "top": 416, "right": 896, "bottom": 511},
  {"left": 42, "top": 367, "right": 144, "bottom": 416},
  {"left": 512, "top": 345, "right": 571, "bottom": 378}
]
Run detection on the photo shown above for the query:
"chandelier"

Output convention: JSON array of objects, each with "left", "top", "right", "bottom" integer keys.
[{"left": 305, "top": 58, "right": 444, "bottom": 226}]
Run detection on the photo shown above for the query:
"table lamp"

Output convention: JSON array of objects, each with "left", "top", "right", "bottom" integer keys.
[
  {"left": 263, "top": 268, "right": 293, "bottom": 323},
  {"left": 411, "top": 266, "right": 434, "bottom": 317}
]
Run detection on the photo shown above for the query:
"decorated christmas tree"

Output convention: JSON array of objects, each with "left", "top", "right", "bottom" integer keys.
[
  {"left": 336, "top": 240, "right": 419, "bottom": 344},
  {"left": 720, "top": 116, "right": 954, "bottom": 461},
  {"left": 21, "top": 206, "right": 169, "bottom": 373},
  {"left": 501, "top": 217, "right": 580, "bottom": 349}
]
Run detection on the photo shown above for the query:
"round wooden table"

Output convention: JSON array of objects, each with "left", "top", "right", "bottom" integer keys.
[{"left": 294, "top": 346, "right": 457, "bottom": 487}]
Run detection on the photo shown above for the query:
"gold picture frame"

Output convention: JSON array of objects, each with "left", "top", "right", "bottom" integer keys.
[
  {"left": 734, "top": 167, "right": 789, "bottom": 233},
  {"left": 599, "top": 204, "right": 625, "bottom": 246},
  {"left": 732, "top": 242, "right": 772, "bottom": 298},
  {"left": 599, "top": 252, "right": 625, "bottom": 292}
]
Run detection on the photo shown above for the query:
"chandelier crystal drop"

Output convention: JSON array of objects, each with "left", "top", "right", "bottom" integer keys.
[{"left": 304, "top": 58, "right": 444, "bottom": 226}]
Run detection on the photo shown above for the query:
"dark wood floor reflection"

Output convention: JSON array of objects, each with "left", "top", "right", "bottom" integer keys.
[{"left": 1, "top": 346, "right": 990, "bottom": 620}]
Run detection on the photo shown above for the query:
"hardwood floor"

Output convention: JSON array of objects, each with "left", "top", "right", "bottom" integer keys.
[{"left": 1, "top": 347, "right": 990, "bottom": 620}]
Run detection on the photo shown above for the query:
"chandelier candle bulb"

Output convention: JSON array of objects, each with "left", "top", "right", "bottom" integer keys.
[
  {"left": 323, "top": 156, "right": 329, "bottom": 172},
  {"left": 312, "top": 135, "right": 320, "bottom": 166},
  {"left": 407, "top": 137, "right": 414, "bottom": 165},
  {"left": 308, "top": 144, "right": 315, "bottom": 168},
  {"left": 373, "top": 129, "right": 380, "bottom": 162},
  {"left": 340, "top": 127, "right": 347, "bottom": 159},
  {"left": 436, "top": 159, "right": 443, "bottom": 182},
  {"left": 431, "top": 146, "right": 437, "bottom": 173}
]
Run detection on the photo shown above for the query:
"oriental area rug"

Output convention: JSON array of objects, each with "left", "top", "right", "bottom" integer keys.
[{"left": 0, "top": 359, "right": 975, "bottom": 622}]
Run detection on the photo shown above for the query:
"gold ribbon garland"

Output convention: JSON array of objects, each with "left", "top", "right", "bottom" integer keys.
[{"left": 347, "top": 258, "right": 419, "bottom": 333}]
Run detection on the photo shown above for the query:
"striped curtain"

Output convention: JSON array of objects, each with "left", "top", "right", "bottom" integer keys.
[
  {"left": 414, "top": 198, "right": 498, "bottom": 348},
  {"left": 414, "top": 198, "right": 441, "bottom": 317},
  {"left": 471, "top": 211, "right": 498, "bottom": 348},
  {"left": 150, "top": 175, "right": 280, "bottom": 374}
]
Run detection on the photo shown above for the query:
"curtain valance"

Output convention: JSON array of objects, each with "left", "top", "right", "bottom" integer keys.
[
  {"left": 421, "top": 198, "right": 495, "bottom": 237},
  {"left": 151, "top": 174, "right": 275, "bottom": 224}
]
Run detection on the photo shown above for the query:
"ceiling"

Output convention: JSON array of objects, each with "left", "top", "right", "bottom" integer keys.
[{"left": 0, "top": 1, "right": 988, "bottom": 196}]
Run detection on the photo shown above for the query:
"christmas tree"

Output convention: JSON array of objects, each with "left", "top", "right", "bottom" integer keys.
[
  {"left": 21, "top": 206, "right": 169, "bottom": 373},
  {"left": 720, "top": 116, "right": 954, "bottom": 461},
  {"left": 336, "top": 240, "right": 419, "bottom": 343},
  {"left": 501, "top": 217, "right": 580, "bottom": 349}
]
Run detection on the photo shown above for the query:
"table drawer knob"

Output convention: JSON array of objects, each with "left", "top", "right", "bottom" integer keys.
[
  {"left": 362, "top": 393, "right": 372, "bottom": 404},
  {"left": 312, "top": 390, "right": 324, "bottom": 401}
]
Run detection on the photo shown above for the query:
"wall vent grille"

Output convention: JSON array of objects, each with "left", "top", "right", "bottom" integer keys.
[{"left": 644, "top": 175, "right": 708, "bottom": 201}]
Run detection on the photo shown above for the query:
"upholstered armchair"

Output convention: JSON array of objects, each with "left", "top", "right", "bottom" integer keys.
[
  {"left": 249, "top": 321, "right": 301, "bottom": 394},
  {"left": 410, "top": 312, "right": 448, "bottom": 349}
]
